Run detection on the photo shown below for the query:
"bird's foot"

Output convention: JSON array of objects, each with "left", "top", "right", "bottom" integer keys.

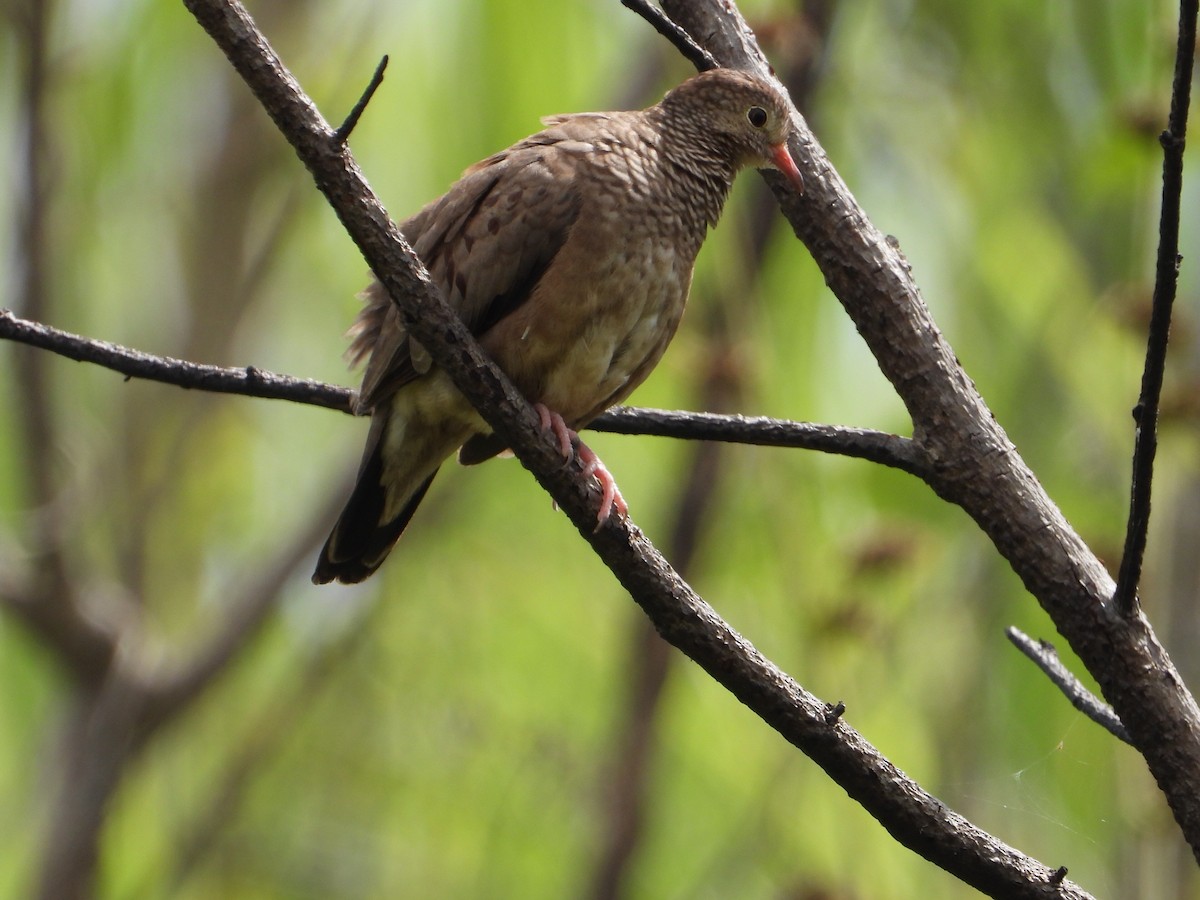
[
  {"left": 535, "top": 403, "right": 575, "bottom": 459},
  {"left": 534, "top": 403, "right": 628, "bottom": 529},
  {"left": 575, "top": 442, "right": 628, "bottom": 528}
]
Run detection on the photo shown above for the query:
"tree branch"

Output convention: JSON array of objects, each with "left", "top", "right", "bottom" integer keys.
[
  {"left": 619, "top": 0, "right": 717, "bottom": 72},
  {"left": 660, "top": 0, "right": 1200, "bottom": 863},
  {"left": 1005, "top": 627, "right": 1132, "bottom": 745},
  {"left": 0, "top": 307, "right": 922, "bottom": 470},
  {"left": 5, "top": 0, "right": 106, "bottom": 691},
  {"left": 1113, "top": 0, "right": 1197, "bottom": 615},
  {"left": 0, "top": 568, "right": 117, "bottom": 686},
  {"left": 592, "top": 407, "right": 924, "bottom": 475},
  {"left": 332, "top": 54, "right": 388, "bottom": 144},
  {"left": 0, "top": 308, "right": 355, "bottom": 413}
]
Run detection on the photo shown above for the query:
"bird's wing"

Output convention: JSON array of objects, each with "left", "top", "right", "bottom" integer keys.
[{"left": 351, "top": 136, "right": 586, "bottom": 412}]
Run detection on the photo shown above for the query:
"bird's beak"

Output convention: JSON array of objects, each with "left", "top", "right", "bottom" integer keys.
[{"left": 770, "top": 142, "right": 804, "bottom": 194}]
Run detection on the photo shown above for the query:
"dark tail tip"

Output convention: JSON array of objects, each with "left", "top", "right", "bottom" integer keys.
[
  {"left": 311, "top": 555, "right": 377, "bottom": 585},
  {"left": 311, "top": 471, "right": 438, "bottom": 585}
]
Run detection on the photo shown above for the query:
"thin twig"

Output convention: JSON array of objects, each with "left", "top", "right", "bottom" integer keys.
[
  {"left": 0, "top": 309, "right": 356, "bottom": 413},
  {"left": 333, "top": 54, "right": 388, "bottom": 144},
  {"left": 1114, "top": 0, "right": 1198, "bottom": 615},
  {"left": 1005, "top": 627, "right": 1132, "bottom": 744},
  {"left": 619, "top": 0, "right": 717, "bottom": 72},
  {"left": 0, "top": 308, "right": 923, "bottom": 468},
  {"left": 592, "top": 407, "right": 925, "bottom": 475}
]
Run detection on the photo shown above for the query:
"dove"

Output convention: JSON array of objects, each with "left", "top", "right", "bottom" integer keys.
[{"left": 313, "top": 68, "right": 802, "bottom": 584}]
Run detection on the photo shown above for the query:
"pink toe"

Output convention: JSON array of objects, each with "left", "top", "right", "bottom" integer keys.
[
  {"left": 575, "top": 442, "right": 627, "bottom": 529},
  {"left": 534, "top": 411, "right": 628, "bottom": 527},
  {"left": 534, "top": 403, "right": 575, "bottom": 460}
]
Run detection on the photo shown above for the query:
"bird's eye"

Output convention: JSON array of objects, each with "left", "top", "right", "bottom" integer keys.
[{"left": 746, "top": 106, "right": 769, "bottom": 128}]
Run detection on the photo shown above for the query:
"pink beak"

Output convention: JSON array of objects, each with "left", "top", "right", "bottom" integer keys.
[{"left": 770, "top": 142, "right": 804, "bottom": 193}]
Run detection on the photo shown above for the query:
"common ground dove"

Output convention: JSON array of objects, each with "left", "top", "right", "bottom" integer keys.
[{"left": 313, "top": 68, "right": 802, "bottom": 584}]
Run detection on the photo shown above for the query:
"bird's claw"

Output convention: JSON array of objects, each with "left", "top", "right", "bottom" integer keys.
[
  {"left": 534, "top": 403, "right": 628, "bottom": 528},
  {"left": 535, "top": 403, "right": 575, "bottom": 460},
  {"left": 576, "top": 443, "right": 628, "bottom": 529}
]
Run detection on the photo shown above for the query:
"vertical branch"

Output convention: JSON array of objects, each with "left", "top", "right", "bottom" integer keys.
[
  {"left": 11, "top": 0, "right": 55, "bottom": 504},
  {"left": 36, "top": 673, "right": 150, "bottom": 900},
  {"left": 1114, "top": 0, "right": 1198, "bottom": 614},
  {"left": 9, "top": 0, "right": 74, "bottom": 600},
  {"left": 9, "top": 6, "right": 132, "bottom": 891},
  {"left": 5, "top": 0, "right": 122, "bottom": 680}
]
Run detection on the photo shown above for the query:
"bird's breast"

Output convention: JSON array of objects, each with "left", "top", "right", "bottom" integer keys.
[{"left": 479, "top": 215, "right": 695, "bottom": 425}]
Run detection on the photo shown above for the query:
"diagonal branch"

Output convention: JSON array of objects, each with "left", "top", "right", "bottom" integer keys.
[
  {"left": 0, "top": 568, "right": 117, "bottom": 686},
  {"left": 333, "top": 54, "right": 388, "bottom": 144},
  {"left": 144, "top": 480, "right": 351, "bottom": 724},
  {"left": 180, "top": 0, "right": 1094, "bottom": 895},
  {"left": 619, "top": 0, "right": 716, "bottom": 72},
  {"left": 660, "top": 0, "right": 1200, "bottom": 863},
  {"left": 1005, "top": 627, "right": 1132, "bottom": 745}
]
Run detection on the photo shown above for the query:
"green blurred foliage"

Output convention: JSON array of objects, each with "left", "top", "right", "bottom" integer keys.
[{"left": 1, "top": 0, "right": 1197, "bottom": 897}]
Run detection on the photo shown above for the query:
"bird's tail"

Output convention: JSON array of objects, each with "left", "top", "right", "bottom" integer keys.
[{"left": 312, "top": 412, "right": 443, "bottom": 585}]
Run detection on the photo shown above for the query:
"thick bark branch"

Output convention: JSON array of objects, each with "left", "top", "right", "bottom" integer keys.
[{"left": 660, "top": 0, "right": 1200, "bottom": 863}]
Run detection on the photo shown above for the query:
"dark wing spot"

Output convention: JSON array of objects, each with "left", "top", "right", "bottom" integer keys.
[{"left": 472, "top": 189, "right": 582, "bottom": 337}]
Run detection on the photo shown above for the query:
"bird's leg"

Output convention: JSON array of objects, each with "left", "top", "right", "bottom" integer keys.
[{"left": 534, "top": 403, "right": 628, "bottom": 528}]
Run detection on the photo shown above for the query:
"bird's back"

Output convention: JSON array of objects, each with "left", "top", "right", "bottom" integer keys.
[{"left": 348, "top": 105, "right": 716, "bottom": 417}]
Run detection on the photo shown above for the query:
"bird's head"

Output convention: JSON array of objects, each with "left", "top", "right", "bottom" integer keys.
[{"left": 661, "top": 68, "right": 804, "bottom": 193}]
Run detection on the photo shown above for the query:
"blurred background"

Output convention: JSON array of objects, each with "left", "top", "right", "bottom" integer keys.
[{"left": 1, "top": 0, "right": 1197, "bottom": 896}]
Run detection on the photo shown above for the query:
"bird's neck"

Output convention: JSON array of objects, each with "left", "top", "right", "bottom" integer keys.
[{"left": 649, "top": 112, "right": 738, "bottom": 234}]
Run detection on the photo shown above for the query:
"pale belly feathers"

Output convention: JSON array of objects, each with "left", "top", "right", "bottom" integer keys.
[{"left": 479, "top": 221, "right": 692, "bottom": 427}]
